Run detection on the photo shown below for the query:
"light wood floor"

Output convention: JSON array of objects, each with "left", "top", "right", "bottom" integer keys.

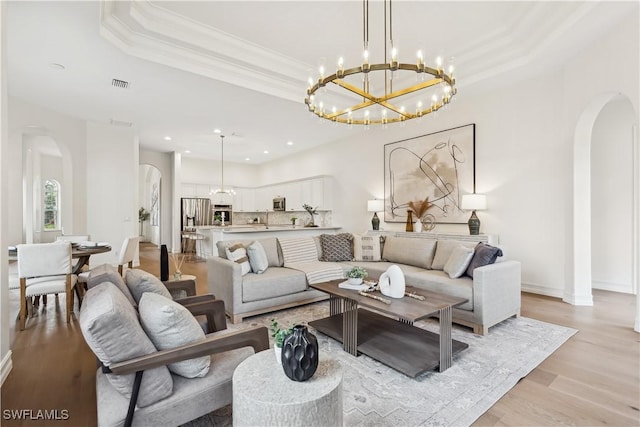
[{"left": 2, "top": 243, "right": 639, "bottom": 426}]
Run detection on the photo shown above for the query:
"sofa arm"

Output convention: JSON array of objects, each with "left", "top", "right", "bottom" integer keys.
[
  {"left": 472, "top": 260, "right": 521, "bottom": 329},
  {"left": 207, "top": 257, "right": 243, "bottom": 319}
]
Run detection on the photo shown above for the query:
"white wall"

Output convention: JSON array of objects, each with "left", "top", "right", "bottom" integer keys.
[
  {"left": 1, "top": 0, "right": 11, "bottom": 386},
  {"left": 591, "top": 97, "right": 636, "bottom": 293},
  {"left": 86, "top": 122, "right": 139, "bottom": 267},
  {"left": 181, "top": 156, "right": 259, "bottom": 188}
]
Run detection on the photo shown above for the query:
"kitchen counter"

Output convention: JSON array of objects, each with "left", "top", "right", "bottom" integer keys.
[{"left": 192, "top": 225, "right": 342, "bottom": 257}]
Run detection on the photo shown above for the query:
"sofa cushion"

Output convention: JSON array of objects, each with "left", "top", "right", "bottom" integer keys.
[
  {"left": 242, "top": 267, "right": 307, "bottom": 303},
  {"left": 404, "top": 270, "right": 474, "bottom": 311},
  {"left": 246, "top": 241, "right": 269, "bottom": 274},
  {"left": 278, "top": 237, "right": 318, "bottom": 265},
  {"left": 87, "top": 263, "right": 136, "bottom": 307},
  {"left": 352, "top": 235, "right": 382, "bottom": 262},
  {"left": 125, "top": 269, "right": 172, "bottom": 304},
  {"left": 319, "top": 233, "right": 353, "bottom": 262},
  {"left": 218, "top": 238, "right": 282, "bottom": 267},
  {"left": 466, "top": 243, "right": 503, "bottom": 278},
  {"left": 443, "top": 245, "right": 475, "bottom": 279},
  {"left": 225, "top": 244, "right": 251, "bottom": 276},
  {"left": 139, "top": 293, "right": 210, "bottom": 379},
  {"left": 79, "top": 283, "right": 173, "bottom": 407},
  {"left": 431, "top": 240, "right": 478, "bottom": 270},
  {"left": 382, "top": 236, "right": 437, "bottom": 269}
]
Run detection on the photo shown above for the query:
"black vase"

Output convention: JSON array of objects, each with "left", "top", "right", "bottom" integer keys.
[
  {"left": 160, "top": 244, "right": 169, "bottom": 281},
  {"left": 281, "top": 325, "right": 318, "bottom": 382}
]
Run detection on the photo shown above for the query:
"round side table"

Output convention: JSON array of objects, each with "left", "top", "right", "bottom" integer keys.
[{"left": 233, "top": 349, "right": 343, "bottom": 427}]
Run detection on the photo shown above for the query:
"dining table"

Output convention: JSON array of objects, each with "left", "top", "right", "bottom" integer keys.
[{"left": 8, "top": 243, "right": 112, "bottom": 275}]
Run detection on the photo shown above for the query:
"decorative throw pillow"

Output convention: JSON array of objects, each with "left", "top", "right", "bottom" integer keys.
[
  {"left": 278, "top": 237, "right": 318, "bottom": 265},
  {"left": 87, "top": 263, "right": 137, "bottom": 307},
  {"left": 225, "top": 243, "right": 251, "bottom": 276},
  {"left": 381, "top": 236, "right": 437, "bottom": 269},
  {"left": 443, "top": 245, "right": 476, "bottom": 279},
  {"left": 246, "top": 241, "right": 269, "bottom": 274},
  {"left": 431, "top": 240, "right": 477, "bottom": 270},
  {"left": 319, "top": 233, "right": 353, "bottom": 262},
  {"left": 125, "top": 269, "right": 172, "bottom": 304},
  {"left": 79, "top": 283, "right": 173, "bottom": 407},
  {"left": 352, "top": 235, "right": 382, "bottom": 262},
  {"left": 138, "top": 292, "right": 210, "bottom": 378},
  {"left": 465, "top": 243, "right": 504, "bottom": 278}
]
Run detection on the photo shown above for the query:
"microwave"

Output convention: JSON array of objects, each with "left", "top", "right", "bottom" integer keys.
[{"left": 273, "top": 197, "right": 286, "bottom": 211}]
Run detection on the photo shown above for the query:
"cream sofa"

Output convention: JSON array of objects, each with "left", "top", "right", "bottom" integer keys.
[{"left": 208, "top": 234, "right": 521, "bottom": 335}]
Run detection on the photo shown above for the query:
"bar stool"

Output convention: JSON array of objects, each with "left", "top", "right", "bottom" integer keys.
[{"left": 186, "top": 233, "right": 205, "bottom": 262}]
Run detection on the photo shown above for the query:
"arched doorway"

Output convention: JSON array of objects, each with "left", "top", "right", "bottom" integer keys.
[
  {"left": 570, "top": 92, "right": 640, "bottom": 331},
  {"left": 139, "top": 164, "right": 162, "bottom": 246}
]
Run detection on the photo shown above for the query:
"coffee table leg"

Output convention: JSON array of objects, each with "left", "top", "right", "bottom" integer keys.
[
  {"left": 329, "top": 295, "right": 343, "bottom": 316},
  {"left": 342, "top": 299, "right": 358, "bottom": 356},
  {"left": 439, "top": 305, "right": 453, "bottom": 372}
]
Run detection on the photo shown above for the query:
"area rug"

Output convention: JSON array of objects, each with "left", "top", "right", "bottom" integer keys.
[{"left": 184, "top": 301, "right": 577, "bottom": 427}]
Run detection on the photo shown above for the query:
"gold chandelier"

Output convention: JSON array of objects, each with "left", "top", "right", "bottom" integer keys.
[{"left": 304, "top": 0, "right": 457, "bottom": 125}]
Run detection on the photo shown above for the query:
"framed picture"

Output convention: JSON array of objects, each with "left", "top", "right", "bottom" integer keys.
[
  {"left": 151, "top": 183, "right": 159, "bottom": 226},
  {"left": 384, "top": 123, "right": 475, "bottom": 224}
]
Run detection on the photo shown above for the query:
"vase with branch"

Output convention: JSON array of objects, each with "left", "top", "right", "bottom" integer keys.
[
  {"left": 408, "top": 197, "right": 435, "bottom": 232},
  {"left": 302, "top": 204, "right": 318, "bottom": 227},
  {"left": 171, "top": 253, "right": 185, "bottom": 280},
  {"left": 138, "top": 207, "right": 150, "bottom": 238}
]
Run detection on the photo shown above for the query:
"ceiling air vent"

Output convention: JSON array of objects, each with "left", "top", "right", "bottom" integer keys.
[
  {"left": 109, "top": 119, "right": 133, "bottom": 127},
  {"left": 111, "top": 78, "right": 129, "bottom": 89}
]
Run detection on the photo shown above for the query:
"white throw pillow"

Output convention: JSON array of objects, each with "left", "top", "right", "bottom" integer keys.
[
  {"left": 138, "top": 292, "right": 210, "bottom": 378},
  {"left": 443, "top": 245, "right": 476, "bottom": 279},
  {"left": 352, "top": 235, "right": 382, "bottom": 262},
  {"left": 432, "top": 240, "right": 477, "bottom": 270},
  {"left": 225, "top": 243, "right": 251, "bottom": 276},
  {"left": 246, "top": 241, "right": 269, "bottom": 274},
  {"left": 278, "top": 237, "right": 318, "bottom": 265}
]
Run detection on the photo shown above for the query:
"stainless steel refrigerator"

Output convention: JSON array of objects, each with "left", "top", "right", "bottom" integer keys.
[{"left": 181, "top": 198, "right": 212, "bottom": 229}]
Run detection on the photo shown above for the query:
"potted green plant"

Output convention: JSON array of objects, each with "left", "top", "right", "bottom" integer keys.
[
  {"left": 346, "top": 266, "right": 368, "bottom": 285},
  {"left": 270, "top": 319, "right": 292, "bottom": 363},
  {"left": 290, "top": 217, "right": 298, "bottom": 227}
]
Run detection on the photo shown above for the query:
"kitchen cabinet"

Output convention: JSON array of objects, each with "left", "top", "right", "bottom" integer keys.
[{"left": 233, "top": 188, "right": 255, "bottom": 212}]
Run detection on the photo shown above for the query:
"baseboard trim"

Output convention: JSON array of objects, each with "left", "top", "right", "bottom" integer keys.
[
  {"left": 1, "top": 350, "right": 13, "bottom": 387},
  {"left": 592, "top": 280, "right": 634, "bottom": 294},
  {"left": 521, "top": 282, "right": 564, "bottom": 299}
]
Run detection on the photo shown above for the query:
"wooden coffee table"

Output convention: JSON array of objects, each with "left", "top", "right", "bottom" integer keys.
[{"left": 308, "top": 280, "right": 469, "bottom": 377}]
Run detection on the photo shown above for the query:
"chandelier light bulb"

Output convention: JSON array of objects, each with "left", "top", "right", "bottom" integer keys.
[
  {"left": 436, "top": 56, "right": 443, "bottom": 70},
  {"left": 391, "top": 47, "right": 398, "bottom": 61},
  {"left": 338, "top": 57, "right": 344, "bottom": 68},
  {"left": 363, "top": 49, "right": 369, "bottom": 63}
]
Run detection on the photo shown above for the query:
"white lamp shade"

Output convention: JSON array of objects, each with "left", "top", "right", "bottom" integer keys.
[
  {"left": 461, "top": 194, "right": 487, "bottom": 210},
  {"left": 367, "top": 199, "right": 384, "bottom": 212}
]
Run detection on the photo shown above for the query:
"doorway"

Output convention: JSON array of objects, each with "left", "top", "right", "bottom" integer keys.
[{"left": 139, "top": 164, "right": 162, "bottom": 246}]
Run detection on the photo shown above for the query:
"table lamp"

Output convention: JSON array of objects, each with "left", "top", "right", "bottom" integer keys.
[
  {"left": 461, "top": 194, "right": 487, "bottom": 235},
  {"left": 367, "top": 199, "right": 384, "bottom": 230}
]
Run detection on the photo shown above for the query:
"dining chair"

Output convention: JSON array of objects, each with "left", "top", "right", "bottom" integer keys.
[
  {"left": 17, "top": 242, "right": 77, "bottom": 330},
  {"left": 78, "top": 236, "right": 140, "bottom": 285}
]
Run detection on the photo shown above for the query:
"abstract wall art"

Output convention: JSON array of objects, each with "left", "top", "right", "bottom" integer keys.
[{"left": 384, "top": 124, "right": 475, "bottom": 224}]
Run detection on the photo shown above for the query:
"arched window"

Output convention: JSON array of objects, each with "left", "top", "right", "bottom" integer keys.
[{"left": 43, "top": 179, "right": 60, "bottom": 230}]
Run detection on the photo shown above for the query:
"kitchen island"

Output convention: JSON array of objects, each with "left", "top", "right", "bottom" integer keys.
[{"left": 193, "top": 225, "right": 341, "bottom": 258}]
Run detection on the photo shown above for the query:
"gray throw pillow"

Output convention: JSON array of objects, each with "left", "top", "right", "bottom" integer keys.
[
  {"left": 138, "top": 293, "right": 210, "bottom": 378},
  {"left": 465, "top": 243, "right": 504, "bottom": 278},
  {"left": 443, "top": 245, "right": 476, "bottom": 279},
  {"left": 319, "top": 233, "right": 353, "bottom": 262},
  {"left": 87, "top": 263, "right": 137, "bottom": 307},
  {"left": 246, "top": 241, "right": 269, "bottom": 274},
  {"left": 79, "top": 283, "right": 173, "bottom": 407},
  {"left": 125, "top": 269, "right": 172, "bottom": 304}
]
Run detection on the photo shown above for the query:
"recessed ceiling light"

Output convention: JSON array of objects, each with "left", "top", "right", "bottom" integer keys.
[
  {"left": 185, "top": 150, "right": 191, "bottom": 154},
  {"left": 245, "top": 157, "right": 251, "bottom": 161},
  {"left": 164, "top": 136, "right": 172, "bottom": 141},
  {"left": 287, "top": 141, "right": 293, "bottom": 146},
  {"left": 263, "top": 150, "right": 269, "bottom": 154},
  {"left": 49, "top": 63, "right": 65, "bottom": 70},
  {"left": 213, "top": 129, "right": 221, "bottom": 134}
]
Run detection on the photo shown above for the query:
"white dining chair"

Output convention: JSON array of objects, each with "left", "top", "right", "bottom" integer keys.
[
  {"left": 17, "top": 242, "right": 77, "bottom": 330},
  {"left": 77, "top": 236, "right": 140, "bottom": 284}
]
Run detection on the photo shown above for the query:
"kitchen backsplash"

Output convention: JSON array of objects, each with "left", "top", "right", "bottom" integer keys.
[{"left": 233, "top": 210, "right": 332, "bottom": 227}]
